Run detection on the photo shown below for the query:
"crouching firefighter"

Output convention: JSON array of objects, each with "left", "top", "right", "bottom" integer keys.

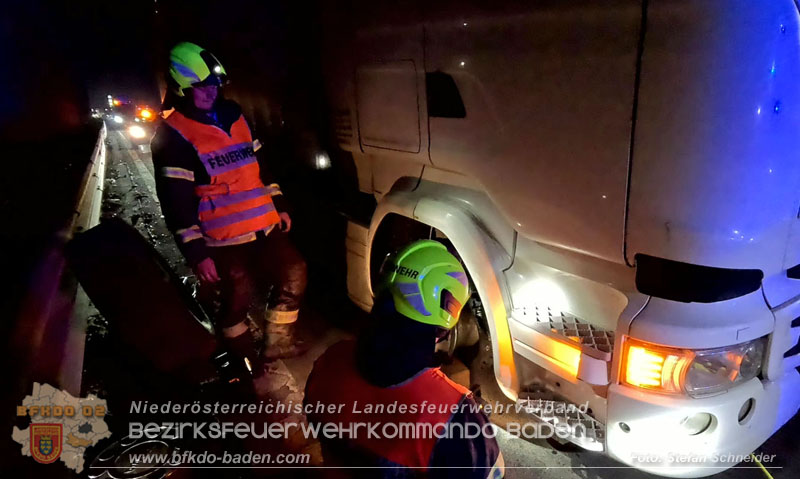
[
  {"left": 151, "top": 42, "right": 308, "bottom": 365},
  {"left": 304, "top": 240, "right": 504, "bottom": 478}
]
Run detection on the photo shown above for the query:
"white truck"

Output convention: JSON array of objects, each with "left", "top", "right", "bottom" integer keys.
[{"left": 319, "top": 0, "right": 800, "bottom": 476}]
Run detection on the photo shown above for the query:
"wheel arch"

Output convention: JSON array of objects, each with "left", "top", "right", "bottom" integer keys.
[{"left": 366, "top": 180, "right": 520, "bottom": 399}]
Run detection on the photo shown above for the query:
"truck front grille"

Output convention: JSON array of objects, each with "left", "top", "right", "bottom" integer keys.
[{"left": 784, "top": 316, "right": 800, "bottom": 371}]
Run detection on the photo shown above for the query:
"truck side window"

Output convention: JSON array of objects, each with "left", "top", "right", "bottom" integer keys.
[
  {"left": 356, "top": 60, "right": 421, "bottom": 153},
  {"left": 426, "top": 71, "right": 466, "bottom": 119}
]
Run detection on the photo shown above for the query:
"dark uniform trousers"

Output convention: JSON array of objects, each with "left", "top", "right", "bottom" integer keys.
[{"left": 209, "top": 229, "right": 307, "bottom": 330}]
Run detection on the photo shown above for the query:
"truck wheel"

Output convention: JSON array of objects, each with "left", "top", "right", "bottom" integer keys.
[{"left": 370, "top": 213, "right": 486, "bottom": 359}]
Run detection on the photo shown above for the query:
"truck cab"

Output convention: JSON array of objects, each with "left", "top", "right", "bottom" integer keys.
[{"left": 320, "top": 1, "right": 800, "bottom": 476}]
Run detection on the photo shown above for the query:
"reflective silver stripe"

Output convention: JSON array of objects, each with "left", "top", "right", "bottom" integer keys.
[
  {"left": 266, "top": 183, "right": 282, "bottom": 196},
  {"left": 197, "top": 187, "right": 269, "bottom": 213},
  {"left": 222, "top": 321, "right": 249, "bottom": 338},
  {"left": 201, "top": 203, "right": 276, "bottom": 232},
  {"left": 205, "top": 232, "right": 257, "bottom": 247},
  {"left": 161, "top": 167, "right": 195, "bottom": 181},
  {"left": 266, "top": 309, "right": 298, "bottom": 324},
  {"left": 176, "top": 225, "right": 203, "bottom": 243}
]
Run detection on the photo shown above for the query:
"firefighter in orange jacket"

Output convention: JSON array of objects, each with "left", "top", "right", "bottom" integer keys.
[
  {"left": 151, "top": 42, "right": 307, "bottom": 363},
  {"left": 305, "top": 240, "right": 504, "bottom": 478}
]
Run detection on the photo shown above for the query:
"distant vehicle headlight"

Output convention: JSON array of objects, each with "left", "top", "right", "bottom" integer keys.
[
  {"left": 113, "top": 115, "right": 124, "bottom": 124},
  {"left": 314, "top": 152, "right": 331, "bottom": 169},
  {"left": 128, "top": 125, "right": 147, "bottom": 139}
]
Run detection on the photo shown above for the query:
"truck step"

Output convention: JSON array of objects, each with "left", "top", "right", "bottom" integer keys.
[
  {"left": 510, "top": 306, "right": 615, "bottom": 384},
  {"left": 518, "top": 398, "right": 605, "bottom": 452},
  {"left": 531, "top": 306, "right": 614, "bottom": 360}
]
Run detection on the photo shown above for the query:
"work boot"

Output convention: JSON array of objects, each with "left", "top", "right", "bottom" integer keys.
[
  {"left": 263, "top": 313, "right": 308, "bottom": 360},
  {"left": 223, "top": 322, "right": 258, "bottom": 360}
]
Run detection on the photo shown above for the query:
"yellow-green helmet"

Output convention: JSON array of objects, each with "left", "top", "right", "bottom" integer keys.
[
  {"left": 168, "top": 42, "right": 228, "bottom": 97},
  {"left": 384, "top": 240, "right": 470, "bottom": 330}
]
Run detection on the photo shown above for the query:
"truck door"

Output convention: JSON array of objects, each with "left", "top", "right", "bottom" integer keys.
[{"left": 351, "top": 2, "right": 432, "bottom": 174}]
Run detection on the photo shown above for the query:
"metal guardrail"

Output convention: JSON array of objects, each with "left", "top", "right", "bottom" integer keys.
[
  {"left": 56, "top": 123, "right": 108, "bottom": 393},
  {"left": 70, "top": 122, "right": 107, "bottom": 236},
  {"left": 11, "top": 122, "right": 109, "bottom": 396}
]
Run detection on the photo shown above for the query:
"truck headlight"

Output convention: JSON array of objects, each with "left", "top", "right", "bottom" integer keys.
[
  {"left": 621, "top": 337, "right": 765, "bottom": 397},
  {"left": 621, "top": 338, "right": 694, "bottom": 394},
  {"left": 684, "top": 338, "right": 766, "bottom": 398}
]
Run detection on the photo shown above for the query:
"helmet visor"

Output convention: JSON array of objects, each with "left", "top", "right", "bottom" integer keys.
[
  {"left": 192, "top": 50, "right": 228, "bottom": 87},
  {"left": 440, "top": 289, "right": 463, "bottom": 321},
  {"left": 192, "top": 74, "right": 226, "bottom": 88}
]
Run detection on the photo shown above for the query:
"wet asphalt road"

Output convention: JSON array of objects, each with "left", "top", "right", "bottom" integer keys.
[{"left": 84, "top": 126, "right": 795, "bottom": 479}]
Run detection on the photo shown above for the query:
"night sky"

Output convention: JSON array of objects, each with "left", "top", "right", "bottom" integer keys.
[
  {"left": 1, "top": 0, "right": 319, "bottom": 141},
  {"left": 1, "top": 0, "right": 159, "bottom": 139},
  {"left": 83, "top": 0, "right": 161, "bottom": 108}
]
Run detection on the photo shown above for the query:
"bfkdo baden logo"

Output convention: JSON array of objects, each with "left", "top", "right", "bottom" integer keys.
[
  {"left": 11, "top": 383, "right": 111, "bottom": 473},
  {"left": 31, "top": 423, "right": 63, "bottom": 464}
]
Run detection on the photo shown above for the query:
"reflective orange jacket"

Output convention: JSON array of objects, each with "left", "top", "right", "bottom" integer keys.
[
  {"left": 165, "top": 111, "right": 280, "bottom": 242},
  {"left": 305, "top": 340, "right": 505, "bottom": 478}
]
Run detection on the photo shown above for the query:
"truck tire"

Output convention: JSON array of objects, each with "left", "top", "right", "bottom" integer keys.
[{"left": 66, "top": 218, "right": 218, "bottom": 382}]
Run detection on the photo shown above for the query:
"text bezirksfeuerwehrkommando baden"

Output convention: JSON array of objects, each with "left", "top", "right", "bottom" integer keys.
[{"left": 127, "top": 400, "right": 591, "bottom": 441}]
